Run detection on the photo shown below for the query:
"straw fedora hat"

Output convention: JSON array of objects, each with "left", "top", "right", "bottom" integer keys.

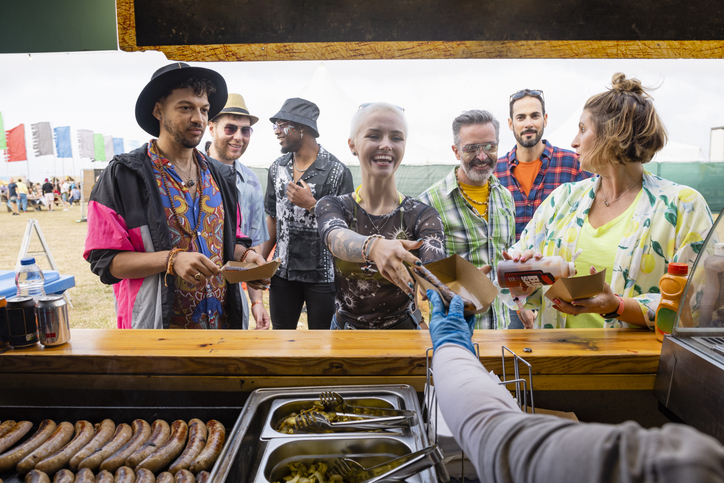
[
  {"left": 211, "top": 93, "right": 259, "bottom": 125},
  {"left": 135, "top": 62, "right": 228, "bottom": 137}
]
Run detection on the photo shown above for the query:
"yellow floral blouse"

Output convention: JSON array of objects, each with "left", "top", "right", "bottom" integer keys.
[{"left": 507, "top": 171, "right": 714, "bottom": 329}]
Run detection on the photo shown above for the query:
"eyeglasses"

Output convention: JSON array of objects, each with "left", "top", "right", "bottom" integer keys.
[
  {"left": 223, "top": 124, "right": 253, "bottom": 137},
  {"left": 272, "top": 122, "right": 297, "bottom": 135},
  {"left": 459, "top": 143, "right": 498, "bottom": 160},
  {"left": 509, "top": 89, "right": 545, "bottom": 104},
  {"left": 359, "top": 103, "right": 405, "bottom": 112}
]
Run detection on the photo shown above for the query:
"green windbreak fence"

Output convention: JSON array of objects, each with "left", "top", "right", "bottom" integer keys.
[{"left": 250, "top": 161, "right": 724, "bottom": 212}]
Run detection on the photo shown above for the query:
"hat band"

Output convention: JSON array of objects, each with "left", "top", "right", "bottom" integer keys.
[{"left": 220, "top": 107, "right": 251, "bottom": 116}]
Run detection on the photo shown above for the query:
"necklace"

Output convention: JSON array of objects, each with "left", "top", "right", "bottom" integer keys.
[
  {"left": 456, "top": 170, "right": 489, "bottom": 218},
  {"left": 158, "top": 158, "right": 203, "bottom": 239},
  {"left": 169, "top": 161, "right": 197, "bottom": 187},
  {"left": 293, "top": 157, "right": 309, "bottom": 172},
  {"left": 355, "top": 186, "right": 404, "bottom": 235},
  {"left": 599, "top": 176, "right": 642, "bottom": 207}
]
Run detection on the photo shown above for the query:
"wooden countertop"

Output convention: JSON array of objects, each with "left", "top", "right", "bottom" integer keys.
[{"left": 0, "top": 328, "right": 661, "bottom": 392}]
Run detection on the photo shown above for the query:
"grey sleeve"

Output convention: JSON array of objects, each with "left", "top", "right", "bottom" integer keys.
[{"left": 432, "top": 345, "right": 724, "bottom": 483}]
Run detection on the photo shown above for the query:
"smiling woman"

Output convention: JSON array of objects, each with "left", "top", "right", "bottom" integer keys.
[{"left": 316, "top": 102, "right": 446, "bottom": 330}]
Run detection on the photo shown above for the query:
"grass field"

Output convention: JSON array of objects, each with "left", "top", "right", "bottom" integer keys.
[{"left": 1, "top": 202, "right": 721, "bottom": 330}]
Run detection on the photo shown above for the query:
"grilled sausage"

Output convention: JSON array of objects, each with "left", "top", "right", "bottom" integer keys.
[
  {"left": 125, "top": 420, "right": 170, "bottom": 468},
  {"left": 100, "top": 420, "right": 151, "bottom": 473},
  {"left": 36, "top": 420, "right": 95, "bottom": 475},
  {"left": 17, "top": 421, "right": 74, "bottom": 475},
  {"left": 25, "top": 469, "right": 51, "bottom": 483},
  {"left": 174, "top": 469, "right": 195, "bottom": 483},
  {"left": 95, "top": 469, "right": 114, "bottom": 483},
  {"left": 135, "top": 420, "right": 187, "bottom": 474},
  {"left": 114, "top": 465, "right": 136, "bottom": 483},
  {"left": 0, "top": 420, "right": 56, "bottom": 474},
  {"left": 155, "top": 473, "right": 174, "bottom": 483},
  {"left": 78, "top": 423, "right": 133, "bottom": 472},
  {"left": 135, "top": 468, "right": 156, "bottom": 483},
  {"left": 51, "top": 469, "right": 75, "bottom": 483},
  {"left": 168, "top": 419, "right": 206, "bottom": 475},
  {"left": 195, "top": 471, "right": 209, "bottom": 483},
  {"left": 188, "top": 420, "right": 225, "bottom": 474},
  {"left": 0, "top": 420, "right": 16, "bottom": 438},
  {"left": 75, "top": 467, "right": 96, "bottom": 483},
  {"left": 0, "top": 420, "right": 33, "bottom": 454},
  {"left": 412, "top": 265, "right": 477, "bottom": 311},
  {"left": 71, "top": 419, "right": 116, "bottom": 471}
]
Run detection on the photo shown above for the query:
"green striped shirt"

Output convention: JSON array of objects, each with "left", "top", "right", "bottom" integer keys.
[{"left": 420, "top": 168, "right": 516, "bottom": 329}]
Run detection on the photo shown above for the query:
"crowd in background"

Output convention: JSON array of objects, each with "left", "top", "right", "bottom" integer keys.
[{"left": 2, "top": 177, "right": 81, "bottom": 214}]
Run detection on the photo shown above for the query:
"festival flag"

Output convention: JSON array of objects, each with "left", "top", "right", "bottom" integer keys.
[
  {"left": 5, "top": 124, "right": 27, "bottom": 162},
  {"left": 54, "top": 126, "right": 72, "bottom": 158},
  {"left": 127, "top": 140, "right": 141, "bottom": 151},
  {"left": 31, "top": 122, "right": 54, "bottom": 156},
  {"left": 77, "top": 129, "right": 94, "bottom": 158},
  {"left": 94, "top": 133, "right": 106, "bottom": 161},
  {"left": 104, "top": 135, "right": 114, "bottom": 160},
  {"left": 0, "top": 112, "right": 6, "bottom": 150},
  {"left": 113, "top": 137, "right": 124, "bottom": 155}
]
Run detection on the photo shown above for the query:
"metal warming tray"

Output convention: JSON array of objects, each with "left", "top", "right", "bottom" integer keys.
[{"left": 210, "top": 385, "right": 436, "bottom": 483}]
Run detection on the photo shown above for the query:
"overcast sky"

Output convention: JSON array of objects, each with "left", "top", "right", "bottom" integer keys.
[{"left": 2, "top": 50, "right": 724, "bottom": 180}]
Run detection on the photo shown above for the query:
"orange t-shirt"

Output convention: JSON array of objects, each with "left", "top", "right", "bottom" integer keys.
[{"left": 513, "top": 159, "right": 542, "bottom": 197}]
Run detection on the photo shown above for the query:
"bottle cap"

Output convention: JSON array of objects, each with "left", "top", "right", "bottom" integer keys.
[
  {"left": 20, "top": 257, "right": 36, "bottom": 266},
  {"left": 667, "top": 262, "right": 688, "bottom": 276},
  {"left": 715, "top": 243, "right": 724, "bottom": 256}
]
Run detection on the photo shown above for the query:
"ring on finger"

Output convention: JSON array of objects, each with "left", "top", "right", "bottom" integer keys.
[{"left": 194, "top": 272, "right": 202, "bottom": 281}]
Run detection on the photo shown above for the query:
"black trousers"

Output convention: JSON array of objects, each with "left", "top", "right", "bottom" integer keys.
[{"left": 269, "top": 275, "right": 336, "bottom": 330}]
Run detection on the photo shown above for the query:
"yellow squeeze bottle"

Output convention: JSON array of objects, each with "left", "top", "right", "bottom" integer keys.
[{"left": 655, "top": 263, "right": 689, "bottom": 342}]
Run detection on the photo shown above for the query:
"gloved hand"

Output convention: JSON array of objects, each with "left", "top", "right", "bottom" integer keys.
[{"left": 427, "top": 289, "right": 476, "bottom": 355}]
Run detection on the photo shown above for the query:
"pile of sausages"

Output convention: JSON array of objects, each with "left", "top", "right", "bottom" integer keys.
[{"left": 0, "top": 418, "right": 225, "bottom": 483}]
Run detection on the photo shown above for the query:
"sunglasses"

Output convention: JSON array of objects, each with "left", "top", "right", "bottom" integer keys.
[
  {"left": 272, "top": 122, "right": 297, "bottom": 135},
  {"left": 223, "top": 124, "right": 253, "bottom": 137},
  {"left": 359, "top": 103, "right": 405, "bottom": 112},
  {"left": 509, "top": 89, "right": 545, "bottom": 104},
  {"left": 460, "top": 143, "right": 498, "bottom": 160}
]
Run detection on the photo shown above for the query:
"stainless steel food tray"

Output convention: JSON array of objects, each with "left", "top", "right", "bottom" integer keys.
[{"left": 210, "top": 385, "right": 435, "bottom": 483}]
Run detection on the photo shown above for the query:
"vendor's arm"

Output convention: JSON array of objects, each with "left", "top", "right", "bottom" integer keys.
[{"left": 109, "top": 250, "right": 220, "bottom": 287}]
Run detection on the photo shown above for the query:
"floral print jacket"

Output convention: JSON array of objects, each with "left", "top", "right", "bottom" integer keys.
[{"left": 508, "top": 171, "right": 714, "bottom": 329}]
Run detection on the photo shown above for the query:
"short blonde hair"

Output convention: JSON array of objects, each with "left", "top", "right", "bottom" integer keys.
[
  {"left": 349, "top": 102, "right": 408, "bottom": 143},
  {"left": 583, "top": 73, "right": 667, "bottom": 171}
]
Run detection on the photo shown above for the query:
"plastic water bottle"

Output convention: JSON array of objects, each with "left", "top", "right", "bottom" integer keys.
[{"left": 15, "top": 257, "right": 46, "bottom": 304}]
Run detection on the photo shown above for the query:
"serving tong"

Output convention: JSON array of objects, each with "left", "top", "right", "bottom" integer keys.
[
  {"left": 329, "top": 445, "right": 447, "bottom": 483},
  {"left": 292, "top": 411, "right": 411, "bottom": 433},
  {"left": 319, "top": 391, "right": 418, "bottom": 421}
]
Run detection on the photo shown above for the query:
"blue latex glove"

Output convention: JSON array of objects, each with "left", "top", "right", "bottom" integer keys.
[{"left": 427, "top": 289, "right": 476, "bottom": 355}]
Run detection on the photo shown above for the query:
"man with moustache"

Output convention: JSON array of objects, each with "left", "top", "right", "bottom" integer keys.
[
  {"left": 85, "top": 63, "right": 267, "bottom": 330},
  {"left": 495, "top": 89, "right": 592, "bottom": 241},
  {"left": 420, "top": 110, "right": 517, "bottom": 329},
  {"left": 207, "top": 93, "right": 271, "bottom": 330},
  {"left": 261, "top": 98, "right": 354, "bottom": 330}
]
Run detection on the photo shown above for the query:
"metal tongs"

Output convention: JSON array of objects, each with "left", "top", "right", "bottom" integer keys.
[
  {"left": 319, "top": 391, "right": 418, "bottom": 422},
  {"left": 292, "top": 411, "right": 410, "bottom": 433},
  {"left": 330, "top": 445, "right": 448, "bottom": 483}
]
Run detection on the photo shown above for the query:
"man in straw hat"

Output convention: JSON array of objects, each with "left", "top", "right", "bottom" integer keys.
[
  {"left": 84, "top": 63, "right": 268, "bottom": 330},
  {"left": 207, "top": 93, "right": 270, "bottom": 330},
  {"left": 261, "top": 97, "right": 354, "bottom": 330}
]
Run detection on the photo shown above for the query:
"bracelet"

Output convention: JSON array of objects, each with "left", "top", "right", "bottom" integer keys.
[
  {"left": 164, "top": 248, "right": 184, "bottom": 287},
  {"left": 362, "top": 234, "right": 384, "bottom": 264},
  {"left": 308, "top": 200, "right": 318, "bottom": 213},
  {"left": 251, "top": 300, "right": 264, "bottom": 306},
  {"left": 240, "top": 247, "right": 257, "bottom": 262},
  {"left": 600, "top": 294, "right": 625, "bottom": 319}
]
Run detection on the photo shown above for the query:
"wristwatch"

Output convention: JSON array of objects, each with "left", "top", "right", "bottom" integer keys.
[{"left": 600, "top": 295, "right": 625, "bottom": 319}]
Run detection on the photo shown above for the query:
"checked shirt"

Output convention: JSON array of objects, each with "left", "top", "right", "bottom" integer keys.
[{"left": 420, "top": 168, "right": 516, "bottom": 329}]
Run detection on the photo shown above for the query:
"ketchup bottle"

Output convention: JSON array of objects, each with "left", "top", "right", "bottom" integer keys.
[
  {"left": 655, "top": 262, "right": 689, "bottom": 342},
  {"left": 496, "top": 256, "right": 575, "bottom": 289}
]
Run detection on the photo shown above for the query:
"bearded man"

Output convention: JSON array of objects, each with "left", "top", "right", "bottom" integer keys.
[{"left": 420, "top": 110, "right": 517, "bottom": 329}]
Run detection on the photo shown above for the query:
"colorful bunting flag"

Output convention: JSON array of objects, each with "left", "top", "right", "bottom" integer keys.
[
  {"left": 5, "top": 124, "right": 27, "bottom": 162},
  {"left": 54, "top": 126, "right": 72, "bottom": 158},
  {"left": 93, "top": 133, "right": 106, "bottom": 161},
  {"left": 104, "top": 135, "right": 114, "bottom": 160},
  {"left": 113, "top": 138, "right": 124, "bottom": 155},
  {"left": 77, "top": 129, "right": 94, "bottom": 158},
  {"left": 31, "top": 122, "right": 54, "bottom": 156},
  {"left": 0, "top": 112, "right": 6, "bottom": 150},
  {"left": 127, "top": 140, "right": 141, "bottom": 151}
]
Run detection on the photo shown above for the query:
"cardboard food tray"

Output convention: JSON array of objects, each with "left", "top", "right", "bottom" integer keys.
[
  {"left": 544, "top": 268, "right": 606, "bottom": 303},
  {"left": 411, "top": 254, "right": 498, "bottom": 316},
  {"left": 221, "top": 259, "right": 281, "bottom": 283}
]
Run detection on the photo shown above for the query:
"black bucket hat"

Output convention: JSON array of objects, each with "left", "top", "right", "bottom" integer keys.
[
  {"left": 135, "top": 62, "right": 228, "bottom": 137},
  {"left": 269, "top": 98, "right": 320, "bottom": 138}
]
